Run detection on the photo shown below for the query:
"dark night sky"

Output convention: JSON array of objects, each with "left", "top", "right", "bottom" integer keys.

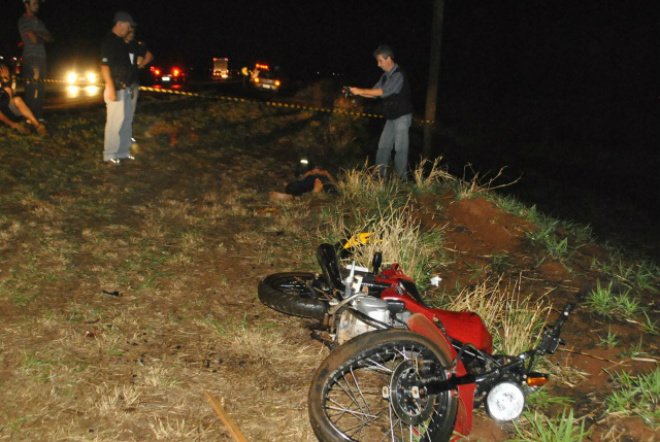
[{"left": 2, "top": 1, "right": 660, "bottom": 104}]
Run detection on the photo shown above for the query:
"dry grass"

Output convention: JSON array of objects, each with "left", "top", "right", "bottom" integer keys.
[
  {"left": 446, "top": 275, "right": 552, "bottom": 355},
  {"left": 1, "top": 88, "right": 657, "bottom": 442},
  {"left": 411, "top": 156, "right": 455, "bottom": 190},
  {"left": 454, "top": 164, "right": 521, "bottom": 200}
]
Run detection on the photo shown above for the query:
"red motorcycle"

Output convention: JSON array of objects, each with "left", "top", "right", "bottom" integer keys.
[{"left": 258, "top": 244, "right": 572, "bottom": 441}]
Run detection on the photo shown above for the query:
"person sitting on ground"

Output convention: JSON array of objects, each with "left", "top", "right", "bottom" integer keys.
[
  {"left": 270, "top": 158, "right": 338, "bottom": 202},
  {"left": 0, "top": 63, "right": 47, "bottom": 135}
]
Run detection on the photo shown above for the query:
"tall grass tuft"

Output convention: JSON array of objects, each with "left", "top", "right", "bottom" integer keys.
[
  {"left": 452, "top": 165, "right": 520, "bottom": 200},
  {"left": 511, "top": 408, "right": 591, "bottom": 442},
  {"left": 410, "top": 157, "right": 455, "bottom": 192},
  {"left": 445, "top": 275, "right": 551, "bottom": 355},
  {"left": 328, "top": 200, "right": 444, "bottom": 287},
  {"left": 606, "top": 368, "right": 660, "bottom": 428},
  {"left": 338, "top": 162, "right": 400, "bottom": 205}
]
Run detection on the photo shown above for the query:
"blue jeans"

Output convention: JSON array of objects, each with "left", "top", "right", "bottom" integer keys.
[
  {"left": 22, "top": 57, "right": 47, "bottom": 120},
  {"left": 376, "top": 113, "right": 412, "bottom": 179},
  {"left": 104, "top": 88, "right": 134, "bottom": 161}
]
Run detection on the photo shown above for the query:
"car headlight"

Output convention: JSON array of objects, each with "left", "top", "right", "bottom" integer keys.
[
  {"left": 85, "top": 72, "right": 97, "bottom": 84},
  {"left": 66, "top": 71, "right": 77, "bottom": 85}
]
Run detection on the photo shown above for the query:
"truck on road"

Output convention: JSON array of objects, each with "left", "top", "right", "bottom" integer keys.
[{"left": 212, "top": 57, "right": 229, "bottom": 79}]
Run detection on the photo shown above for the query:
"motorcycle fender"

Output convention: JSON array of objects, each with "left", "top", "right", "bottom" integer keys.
[{"left": 407, "top": 313, "right": 475, "bottom": 437}]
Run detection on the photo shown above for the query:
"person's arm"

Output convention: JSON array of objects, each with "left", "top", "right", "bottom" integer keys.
[
  {"left": 348, "top": 87, "right": 383, "bottom": 98},
  {"left": 22, "top": 26, "right": 53, "bottom": 44},
  {"left": 101, "top": 65, "right": 116, "bottom": 101},
  {"left": 138, "top": 50, "right": 154, "bottom": 69},
  {"left": 350, "top": 71, "right": 403, "bottom": 99}
]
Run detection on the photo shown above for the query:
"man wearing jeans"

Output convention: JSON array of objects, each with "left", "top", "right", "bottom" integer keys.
[
  {"left": 100, "top": 11, "right": 135, "bottom": 164},
  {"left": 348, "top": 45, "right": 413, "bottom": 180},
  {"left": 18, "top": 0, "right": 53, "bottom": 122}
]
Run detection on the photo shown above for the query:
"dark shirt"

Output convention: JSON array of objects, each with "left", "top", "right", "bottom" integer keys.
[
  {"left": 285, "top": 172, "right": 338, "bottom": 196},
  {"left": 126, "top": 39, "right": 148, "bottom": 85},
  {"left": 101, "top": 31, "right": 132, "bottom": 90},
  {"left": 374, "top": 65, "right": 413, "bottom": 120}
]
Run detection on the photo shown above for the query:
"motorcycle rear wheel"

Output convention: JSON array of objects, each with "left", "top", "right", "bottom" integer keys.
[
  {"left": 258, "top": 272, "right": 333, "bottom": 321},
  {"left": 309, "top": 330, "right": 458, "bottom": 442}
]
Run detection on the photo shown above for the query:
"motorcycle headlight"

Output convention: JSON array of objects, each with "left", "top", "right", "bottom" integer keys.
[{"left": 486, "top": 381, "right": 525, "bottom": 422}]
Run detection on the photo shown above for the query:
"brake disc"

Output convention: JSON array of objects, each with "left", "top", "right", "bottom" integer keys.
[{"left": 387, "top": 358, "right": 435, "bottom": 426}]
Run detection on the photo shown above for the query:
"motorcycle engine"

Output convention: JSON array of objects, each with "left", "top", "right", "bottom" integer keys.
[{"left": 336, "top": 296, "right": 408, "bottom": 345}]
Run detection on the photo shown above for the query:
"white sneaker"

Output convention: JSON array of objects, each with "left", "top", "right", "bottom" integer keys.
[{"left": 106, "top": 158, "right": 121, "bottom": 164}]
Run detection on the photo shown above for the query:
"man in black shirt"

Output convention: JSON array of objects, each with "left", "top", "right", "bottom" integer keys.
[
  {"left": 100, "top": 11, "right": 136, "bottom": 164},
  {"left": 125, "top": 28, "right": 153, "bottom": 142}
]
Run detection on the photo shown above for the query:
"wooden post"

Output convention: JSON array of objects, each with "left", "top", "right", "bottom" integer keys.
[{"left": 423, "top": 0, "right": 446, "bottom": 157}]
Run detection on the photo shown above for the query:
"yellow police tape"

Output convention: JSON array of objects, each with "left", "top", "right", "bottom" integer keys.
[{"left": 16, "top": 76, "right": 435, "bottom": 125}]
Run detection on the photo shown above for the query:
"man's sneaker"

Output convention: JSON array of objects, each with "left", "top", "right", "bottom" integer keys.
[
  {"left": 131, "top": 137, "right": 137, "bottom": 143},
  {"left": 126, "top": 155, "right": 135, "bottom": 160},
  {"left": 106, "top": 158, "right": 121, "bottom": 164}
]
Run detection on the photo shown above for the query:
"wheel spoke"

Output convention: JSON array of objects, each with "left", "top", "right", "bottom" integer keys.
[{"left": 311, "top": 331, "right": 457, "bottom": 442}]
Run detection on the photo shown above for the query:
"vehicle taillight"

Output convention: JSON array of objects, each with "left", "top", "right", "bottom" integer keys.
[
  {"left": 172, "top": 68, "right": 181, "bottom": 77},
  {"left": 275, "top": 80, "right": 281, "bottom": 87}
]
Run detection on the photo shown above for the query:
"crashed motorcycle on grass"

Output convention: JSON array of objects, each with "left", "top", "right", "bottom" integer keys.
[{"left": 258, "top": 243, "right": 573, "bottom": 441}]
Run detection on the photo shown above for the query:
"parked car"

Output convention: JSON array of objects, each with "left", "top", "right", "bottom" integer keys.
[
  {"left": 146, "top": 64, "right": 187, "bottom": 86},
  {"left": 64, "top": 67, "right": 99, "bottom": 87},
  {"left": 251, "top": 63, "right": 283, "bottom": 92}
]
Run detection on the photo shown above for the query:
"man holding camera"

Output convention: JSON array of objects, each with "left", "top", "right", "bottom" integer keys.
[{"left": 348, "top": 45, "right": 413, "bottom": 180}]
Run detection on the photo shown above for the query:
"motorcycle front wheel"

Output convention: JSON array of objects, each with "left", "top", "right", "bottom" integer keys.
[
  {"left": 309, "top": 330, "right": 458, "bottom": 442},
  {"left": 258, "top": 272, "right": 333, "bottom": 321}
]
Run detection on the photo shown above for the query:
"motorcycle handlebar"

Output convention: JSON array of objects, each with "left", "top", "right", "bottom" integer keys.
[
  {"left": 537, "top": 303, "right": 574, "bottom": 355},
  {"left": 550, "top": 303, "right": 574, "bottom": 335}
]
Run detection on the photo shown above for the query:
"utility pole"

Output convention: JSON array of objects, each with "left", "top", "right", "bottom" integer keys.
[{"left": 423, "top": 0, "right": 446, "bottom": 157}]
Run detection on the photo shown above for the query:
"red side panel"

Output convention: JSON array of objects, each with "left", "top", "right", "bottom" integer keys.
[{"left": 433, "top": 310, "right": 493, "bottom": 354}]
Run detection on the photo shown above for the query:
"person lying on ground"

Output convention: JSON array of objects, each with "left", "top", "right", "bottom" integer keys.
[
  {"left": 0, "top": 63, "right": 47, "bottom": 135},
  {"left": 269, "top": 159, "right": 338, "bottom": 202}
]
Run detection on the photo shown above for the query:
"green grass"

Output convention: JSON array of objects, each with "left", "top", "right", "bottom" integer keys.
[
  {"left": 592, "top": 255, "right": 660, "bottom": 292},
  {"left": 509, "top": 408, "right": 590, "bottom": 442},
  {"left": 606, "top": 368, "right": 660, "bottom": 428},
  {"left": 584, "top": 279, "right": 644, "bottom": 321},
  {"left": 596, "top": 327, "right": 619, "bottom": 348}
]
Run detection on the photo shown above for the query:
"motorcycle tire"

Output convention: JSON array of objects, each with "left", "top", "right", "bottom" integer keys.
[
  {"left": 258, "top": 272, "right": 333, "bottom": 321},
  {"left": 308, "top": 329, "right": 458, "bottom": 442}
]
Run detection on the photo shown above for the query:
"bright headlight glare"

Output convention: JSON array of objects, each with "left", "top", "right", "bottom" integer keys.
[
  {"left": 486, "top": 382, "right": 525, "bottom": 422},
  {"left": 66, "top": 72, "right": 77, "bottom": 84},
  {"left": 86, "top": 72, "right": 97, "bottom": 84}
]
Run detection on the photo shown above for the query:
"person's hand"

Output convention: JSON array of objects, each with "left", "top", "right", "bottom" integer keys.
[
  {"left": 13, "top": 122, "right": 29, "bottom": 134},
  {"left": 105, "top": 87, "right": 117, "bottom": 102}
]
